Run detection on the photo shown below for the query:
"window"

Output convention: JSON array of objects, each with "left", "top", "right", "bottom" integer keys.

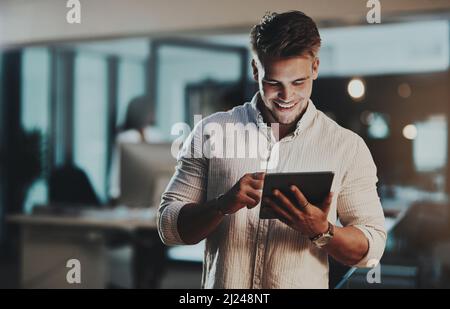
[
  {"left": 22, "top": 48, "right": 50, "bottom": 132},
  {"left": 320, "top": 21, "right": 449, "bottom": 76},
  {"left": 73, "top": 53, "right": 108, "bottom": 202},
  {"left": 117, "top": 59, "right": 146, "bottom": 128},
  {"left": 155, "top": 43, "right": 243, "bottom": 140},
  {"left": 0, "top": 53, "right": 4, "bottom": 237},
  {"left": 21, "top": 48, "right": 50, "bottom": 213}
]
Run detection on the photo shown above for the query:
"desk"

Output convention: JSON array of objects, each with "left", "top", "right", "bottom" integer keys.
[
  {"left": 8, "top": 207, "right": 158, "bottom": 289},
  {"left": 8, "top": 204, "right": 405, "bottom": 289}
]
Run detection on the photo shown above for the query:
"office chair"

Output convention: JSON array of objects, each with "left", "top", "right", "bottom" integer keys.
[{"left": 49, "top": 163, "right": 101, "bottom": 207}]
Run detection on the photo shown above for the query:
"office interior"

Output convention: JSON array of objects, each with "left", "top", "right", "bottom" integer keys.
[{"left": 1, "top": 0, "right": 450, "bottom": 289}]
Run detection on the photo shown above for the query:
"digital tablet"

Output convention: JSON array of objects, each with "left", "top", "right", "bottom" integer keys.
[{"left": 259, "top": 171, "right": 334, "bottom": 220}]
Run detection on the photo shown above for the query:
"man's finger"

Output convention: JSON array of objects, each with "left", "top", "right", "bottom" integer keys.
[
  {"left": 290, "top": 185, "right": 310, "bottom": 213},
  {"left": 251, "top": 172, "right": 265, "bottom": 180},
  {"left": 247, "top": 195, "right": 259, "bottom": 207},
  {"left": 321, "top": 192, "right": 334, "bottom": 214},
  {"left": 272, "top": 189, "right": 301, "bottom": 217},
  {"left": 246, "top": 189, "right": 262, "bottom": 205},
  {"left": 241, "top": 194, "right": 258, "bottom": 208},
  {"left": 263, "top": 197, "right": 294, "bottom": 223},
  {"left": 248, "top": 178, "right": 264, "bottom": 190}
]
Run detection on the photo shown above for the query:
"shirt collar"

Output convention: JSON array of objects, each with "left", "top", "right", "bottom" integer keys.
[{"left": 249, "top": 92, "right": 317, "bottom": 136}]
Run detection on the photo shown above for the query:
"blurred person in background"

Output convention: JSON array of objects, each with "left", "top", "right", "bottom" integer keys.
[{"left": 108, "top": 95, "right": 164, "bottom": 204}]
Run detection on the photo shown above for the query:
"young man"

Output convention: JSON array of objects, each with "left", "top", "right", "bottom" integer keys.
[{"left": 158, "top": 11, "right": 386, "bottom": 288}]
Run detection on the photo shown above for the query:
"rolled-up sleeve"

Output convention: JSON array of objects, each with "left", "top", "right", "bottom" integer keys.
[
  {"left": 337, "top": 136, "right": 386, "bottom": 268},
  {"left": 157, "top": 122, "right": 208, "bottom": 246}
]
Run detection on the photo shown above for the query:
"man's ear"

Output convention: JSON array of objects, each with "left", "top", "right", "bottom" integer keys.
[
  {"left": 251, "top": 59, "right": 259, "bottom": 82},
  {"left": 312, "top": 57, "right": 320, "bottom": 80}
]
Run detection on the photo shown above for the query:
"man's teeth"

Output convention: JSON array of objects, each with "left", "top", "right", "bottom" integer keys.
[{"left": 275, "top": 102, "right": 296, "bottom": 108}]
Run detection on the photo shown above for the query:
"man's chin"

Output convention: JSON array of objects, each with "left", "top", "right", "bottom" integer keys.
[
  {"left": 273, "top": 117, "right": 297, "bottom": 126},
  {"left": 270, "top": 107, "right": 304, "bottom": 125}
]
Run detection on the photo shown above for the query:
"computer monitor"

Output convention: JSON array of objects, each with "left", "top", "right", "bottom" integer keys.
[{"left": 120, "top": 143, "right": 177, "bottom": 208}]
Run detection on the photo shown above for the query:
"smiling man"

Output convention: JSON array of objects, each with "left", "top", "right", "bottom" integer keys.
[{"left": 158, "top": 11, "right": 386, "bottom": 289}]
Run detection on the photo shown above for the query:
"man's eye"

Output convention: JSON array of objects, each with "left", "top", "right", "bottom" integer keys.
[
  {"left": 294, "top": 81, "right": 304, "bottom": 85},
  {"left": 263, "top": 80, "right": 278, "bottom": 85}
]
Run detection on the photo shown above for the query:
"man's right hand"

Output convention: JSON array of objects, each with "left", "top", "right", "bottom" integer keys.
[
  {"left": 217, "top": 172, "right": 265, "bottom": 215},
  {"left": 177, "top": 172, "right": 265, "bottom": 244}
]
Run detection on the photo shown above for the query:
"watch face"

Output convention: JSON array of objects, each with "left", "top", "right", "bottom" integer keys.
[{"left": 314, "top": 234, "right": 333, "bottom": 247}]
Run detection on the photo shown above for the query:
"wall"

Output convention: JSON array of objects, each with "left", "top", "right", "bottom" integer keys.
[{"left": 1, "top": 0, "right": 450, "bottom": 48}]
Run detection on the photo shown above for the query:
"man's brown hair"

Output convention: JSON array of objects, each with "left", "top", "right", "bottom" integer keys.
[{"left": 250, "top": 11, "right": 321, "bottom": 60}]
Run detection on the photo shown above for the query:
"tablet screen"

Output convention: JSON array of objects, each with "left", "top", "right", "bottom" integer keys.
[{"left": 259, "top": 171, "right": 334, "bottom": 220}]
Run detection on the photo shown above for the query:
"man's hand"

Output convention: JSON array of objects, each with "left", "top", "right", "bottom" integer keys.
[
  {"left": 218, "top": 172, "right": 265, "bottom": 215},
  {"left": 177, "top": 172, "right": 265, "bottom": 244},
  {"left": 263, "top": 185, "right": 333, "bottom": 238}
]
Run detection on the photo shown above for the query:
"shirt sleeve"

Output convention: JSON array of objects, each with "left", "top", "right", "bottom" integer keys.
[
  {"left": 157, "top": 122, "right": 208, "bottom": 246},
  {"left": 337, "top": 136, "right": 387, "bottom": 268}
]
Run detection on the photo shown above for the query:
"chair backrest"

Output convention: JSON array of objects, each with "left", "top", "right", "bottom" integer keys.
[{"left": 49, "top": 163, "right": 100, "bottom": 206}]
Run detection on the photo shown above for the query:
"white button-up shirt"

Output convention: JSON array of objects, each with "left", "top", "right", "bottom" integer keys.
[{"left": 158, "top": 93, "right": 386, "bottom": 289}]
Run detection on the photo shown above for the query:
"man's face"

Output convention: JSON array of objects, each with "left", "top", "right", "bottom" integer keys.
[{"left": 252, "top": 55, "right": 319, "bottom": 125}]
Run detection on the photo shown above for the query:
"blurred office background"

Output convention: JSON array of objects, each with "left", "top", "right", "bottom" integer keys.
[{"left": 1, "top": 0, "right": 450, "bottom": 289}]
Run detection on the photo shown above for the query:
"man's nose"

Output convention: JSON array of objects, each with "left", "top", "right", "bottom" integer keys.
[{"left": 277, "top": 86, "right": 293, "bottom": 102}]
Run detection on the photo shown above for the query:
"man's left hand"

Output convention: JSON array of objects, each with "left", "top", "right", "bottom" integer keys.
[{"left": 263, "top": 186, "right": 333, "bottom": 238}]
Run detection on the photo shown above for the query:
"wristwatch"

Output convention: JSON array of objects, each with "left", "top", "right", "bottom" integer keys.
[{"left": 310, "top": 222, "right": 334, "bottom": 248}]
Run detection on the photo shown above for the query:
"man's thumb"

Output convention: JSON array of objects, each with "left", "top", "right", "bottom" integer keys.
[{"left": 322, "top": 192, "right": 334, "bottom": 214}]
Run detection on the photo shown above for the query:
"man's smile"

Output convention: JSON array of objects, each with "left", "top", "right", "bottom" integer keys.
[{"left": 273, "top": 100, "right": 299, "bottom": 111}]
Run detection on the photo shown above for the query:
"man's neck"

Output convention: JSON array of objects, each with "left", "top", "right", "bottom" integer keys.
[{"left": 278, "top": 123, "right": 297, "bottom": 140}]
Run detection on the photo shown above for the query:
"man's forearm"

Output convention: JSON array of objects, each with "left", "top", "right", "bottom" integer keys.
[
  {"left": 324, "top": 226, "right": 369, "bottom": 266},
  {"left": 177, "top": 199, "right": 224, "bottom": 245}
]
